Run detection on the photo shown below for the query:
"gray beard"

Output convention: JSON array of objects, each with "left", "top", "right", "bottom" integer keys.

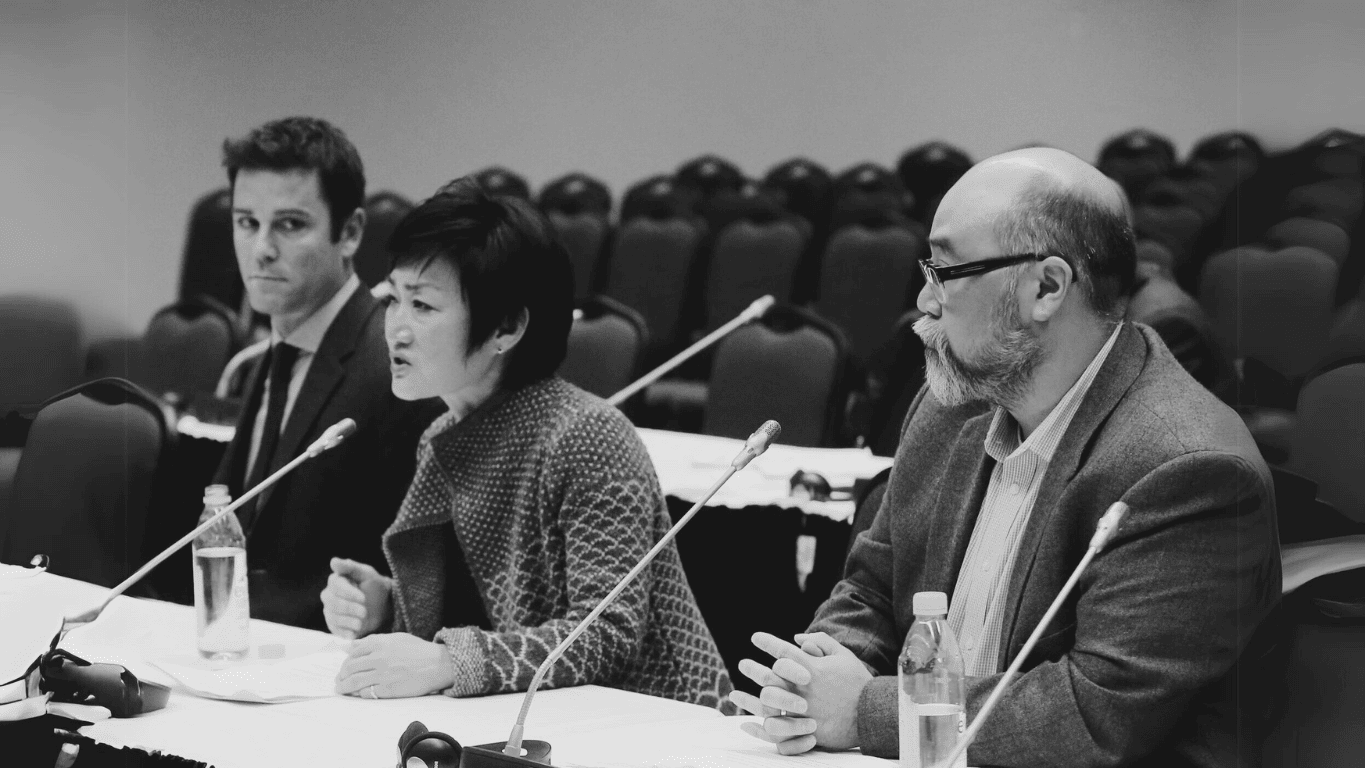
[{"left": 912, "top": 302, "right": 1044, "bottom": 409}]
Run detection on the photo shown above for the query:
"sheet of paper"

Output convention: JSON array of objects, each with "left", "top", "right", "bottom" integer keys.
[
  {"left": 1281, "top": 535, "right": 1365, "bottom": 593},
  {"left": 148, "top": 646, "right": 347, "bottom": 703}
]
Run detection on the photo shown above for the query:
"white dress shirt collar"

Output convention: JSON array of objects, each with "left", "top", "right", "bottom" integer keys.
[{"left": 269, "top": 273, "right": 361, "bottom": 354}]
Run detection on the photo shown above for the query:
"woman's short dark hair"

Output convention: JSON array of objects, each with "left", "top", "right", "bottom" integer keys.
[
  {"left": 388, "top": 177, "right": 573, "bottom": 389},
  {"left": 221, "top": 116, "right": 365, "bottom": 242}
]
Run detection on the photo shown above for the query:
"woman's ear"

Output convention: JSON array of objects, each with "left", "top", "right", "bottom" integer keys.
[
  {"left": 492, "top": 307, "right": 530, "bottom": 355},
  {"left": 1030, "top": 256, "right": 1073, "bottom": 322}
]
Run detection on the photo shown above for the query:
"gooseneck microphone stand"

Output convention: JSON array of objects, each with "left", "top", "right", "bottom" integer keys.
[
  {"left": 606, "top": 295, "right": 775, "bottom": 407},
  {"left": 52, "top": 418, "right": 359, "bottom": 648},
  {"left": 936, "top": 501, "right": 1129, "bottom": 768}
]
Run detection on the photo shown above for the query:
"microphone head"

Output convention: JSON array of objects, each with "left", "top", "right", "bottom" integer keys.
[
  {"left": 750, "top": 419, "right": 782, "bottom": 454},
  {"left": 307, "top": 418, "right": 358, "bottom": 456},
  {"left": 732, "top": 420, "right": 782, "bottom": 469},
  {"left": 746, "top": 295, "right": 777, "bottom": 320},
  {"left": 1089, "top": 501, "right": 1129, "bottom": 550}
]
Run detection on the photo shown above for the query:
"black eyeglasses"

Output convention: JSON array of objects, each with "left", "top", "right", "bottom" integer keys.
[{"left": 919, "top": 253, "right": 1047, "bottom": 303}]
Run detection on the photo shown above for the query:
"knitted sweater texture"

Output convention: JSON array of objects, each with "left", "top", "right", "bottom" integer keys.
[{"left": 383, "top": 377, "right": 732, "bottom": 710}]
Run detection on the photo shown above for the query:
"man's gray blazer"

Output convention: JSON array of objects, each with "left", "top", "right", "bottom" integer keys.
[{"left": 811, "top": 322, "right": 1281, "bottom": 767}]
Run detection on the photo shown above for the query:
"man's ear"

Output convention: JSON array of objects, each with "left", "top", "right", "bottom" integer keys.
[
  {"left": 338, "top": 208, "right": 367, "bottom": 257},
  {"left": 1030, "top": 256, "right": 1073, "bottom": 322}
]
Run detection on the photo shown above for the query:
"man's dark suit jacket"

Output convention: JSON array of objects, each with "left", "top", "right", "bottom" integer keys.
[
  {"left": 214, "top": 287, "right": 442, "bottom": 629},
  {"left": 811, "top": 323, "right": 1281, "bottom": 767}
]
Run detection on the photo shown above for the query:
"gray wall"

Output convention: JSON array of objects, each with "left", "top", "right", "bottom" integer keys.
[{"left": 2, "top": 0, "right": 1362, "bottom": 340}]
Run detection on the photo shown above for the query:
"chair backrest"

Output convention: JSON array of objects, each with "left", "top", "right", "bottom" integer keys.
[
  {"left": 701, "top": 179, "right": 785, "bottom": 236},
  {"left": 1097, "top": 129, "right": 1178, "bottom": 199},
  {"left": 558, "top": 296, "right": 647, "bottom": 401},
  {"left": 619, "top": 175, "right": 690, "bottom": 224},
  {"left": 1189, "top": 131, "right": 1264, "bottom": 195},
  {"left": 1200, "top": 246, "right": 1339, "bottom": 381},
  {"left": 548, "top": 211, "right": 610, "bottom": 304},
  {"left": 1289, "top": 363, "right": 1364, "bottom": 523},
  {"left": 832, "top": 162, "right": 914, "bottom": 223},
  {"left": 1133, "top": 203, "right": 1205, "bottom": 265},
  {"left": 1264, "top": 217, "right": 1351, "bottom": 265},
  {"left": 814, "top": 223, "right": 926, "bottom": 366},
  {"left": 762, "top": 157, "right": 834, "bottom": 242},
  {"left": 861, "top": 310, "right": 927, "bottom": 456},
  {"left": 355, "top": 191, "right": 414, "bottom": 288},
  {"left": 538, "top": 172, "right": 612, "bottom": 219},
  {"left": 1, "top": 378, "right": 170, "bottom": 587},
  {"left": 1141, "top": 173, "right": 1225, "bottom": 221},
  {"left": 177, "top": 188, "right": 242, "bottom": 312},
  {"left": 0, "top": 295, "right": 82, "bottom": 414},
  {"left": 1318, "top": 299, "right": 1365, "bottom": 372},
  {"left": 675, "top": 154, "right": 745, "bottom": 215},
  {"left": 140, "top": 296, "right": 239, "bottom": 401},
  {"left": 601, "top": 216, "right": 705, "bottom": 357},
  {"left": 470, "top": 166, "right": 531, "bottom": 199},
  {"left": 1135, "top": 239, "right": 1178, "bottom": 277},
  {"left": 704, "top": 305, "right": 846, "bottom": 447},
  {"left": 1126, "top": 274, "right": 1234, "bottom": 396},
  {"left": 896, "top": 141, "right": 973, "bottom": 224},
  {"left": 703, "top": 218, "right": 808, "bottom": 331},
  {"left": 1287, "top": 178, "right": 1364, "bottom": 230}
]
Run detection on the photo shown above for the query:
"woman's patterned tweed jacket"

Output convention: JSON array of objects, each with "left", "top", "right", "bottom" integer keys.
[{"left": 383, "top": 376, "right": 733, "bottom": 710}]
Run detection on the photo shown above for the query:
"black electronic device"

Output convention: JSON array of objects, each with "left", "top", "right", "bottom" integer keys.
[{"left": 34, "top": 648, "right": 171, "bottom": 718}]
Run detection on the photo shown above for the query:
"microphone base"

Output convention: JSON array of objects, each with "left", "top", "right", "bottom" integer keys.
[{"left": 463, "top": 740, "right": 552, "bottom": 767}]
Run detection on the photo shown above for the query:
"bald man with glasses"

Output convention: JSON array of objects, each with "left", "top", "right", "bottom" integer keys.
[{"left": 733, "top": 148, "right": 1280, "bottom": 768}]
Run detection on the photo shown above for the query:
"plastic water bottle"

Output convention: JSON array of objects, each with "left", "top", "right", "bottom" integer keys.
[
  {"left": 898, "top": 591, "right": 966, "bottom": 768},
  {"left": 192, "top": 484, "right": 250, "bottom": 660}
]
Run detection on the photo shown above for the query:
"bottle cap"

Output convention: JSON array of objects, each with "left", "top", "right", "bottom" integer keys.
[
  {"left": 912, "top": 591, "right": 948, "bottom": 616},
  {"left": 203, "top": 484, "right": 231, "bottom": 505}
]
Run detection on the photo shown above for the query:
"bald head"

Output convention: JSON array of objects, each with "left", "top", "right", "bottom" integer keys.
[
  {"left": 931, "top": 147, "right": 1137, "bottom": 320},
  {"left": 961, "top": 147, "right": 1128, "bottom": 217}
]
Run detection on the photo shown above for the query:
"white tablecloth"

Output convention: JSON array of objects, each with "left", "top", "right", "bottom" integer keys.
[
  {"left": 1, "top": 573, "right": 892, "bottom": 767},
  {"left": 179, "top": 416, "right": 893, "bottom": 521}
]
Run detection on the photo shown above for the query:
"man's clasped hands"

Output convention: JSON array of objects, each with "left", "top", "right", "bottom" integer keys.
[{"left": 729, "top": 631, "right": 876, "bottom": 755}]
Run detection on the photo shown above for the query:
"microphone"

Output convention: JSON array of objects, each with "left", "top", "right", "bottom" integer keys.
[
  {"left": 939, "top": 501, "right": 1129, "bottom": 768},
  {"left": 731, "top": 418, "right": 782, "bottom": 470},
  {"left": 461, "top": 420, "right": 783, "bottom": 767},
  {"left": 53, "top": 418, "right": 359, "bottom": 646},
  {"left": 607, "top": 295, "right": 776, "bottom": 407}
]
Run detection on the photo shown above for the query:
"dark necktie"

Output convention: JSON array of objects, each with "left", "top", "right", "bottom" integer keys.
[{"left": 241, "top": 342, "right": 299, "bottom": 528}]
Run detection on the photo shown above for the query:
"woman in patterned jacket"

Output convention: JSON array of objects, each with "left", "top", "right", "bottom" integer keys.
[{"left": 319, "top": 177, "right": 732, "bottom": 710}]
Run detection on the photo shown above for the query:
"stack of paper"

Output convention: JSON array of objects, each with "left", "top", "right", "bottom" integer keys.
[{"left": 149, "top": 647, "right": 346, "bottom": 703}]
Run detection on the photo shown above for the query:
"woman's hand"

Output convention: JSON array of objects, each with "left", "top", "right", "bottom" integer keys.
[
  {"left": 334, "top": 633, "right": 455, "bottom": 699},
  {"left": 321, "top": 558, "right": 393, "bottom": 639}
]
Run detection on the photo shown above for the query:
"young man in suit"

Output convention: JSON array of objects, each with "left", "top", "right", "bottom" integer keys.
[
  {"left": 213, "top": 117, "right": 440, "bottom": 629},
  {"left": 733, "top": 148, "right": 1281, "bottom": 767}
]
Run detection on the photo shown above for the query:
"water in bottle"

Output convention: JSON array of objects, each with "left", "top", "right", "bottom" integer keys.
[
  {"left": 192, "top": 484, "right": 250, "bottom": 660},
  {"left": 898, "top": 591, "right": 966, "bottom": 768}
]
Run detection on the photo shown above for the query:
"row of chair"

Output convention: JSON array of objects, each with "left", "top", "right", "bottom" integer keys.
[{"left": 5, "top": 127, "right": 1358, "bottom": 420}]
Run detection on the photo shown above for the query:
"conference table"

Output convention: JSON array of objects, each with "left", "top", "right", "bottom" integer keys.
[{"left": 1, "top": 571, "right": 893, "bottom": 767}]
